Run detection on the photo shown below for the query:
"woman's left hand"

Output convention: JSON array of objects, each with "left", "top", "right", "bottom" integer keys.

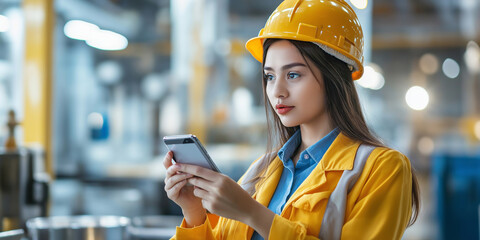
[
  {"left": 173, "top": 163, "right": 256, "bottom": 222},
  {"left": 174, "top": 163, "right": 275, "bottom": 238}
]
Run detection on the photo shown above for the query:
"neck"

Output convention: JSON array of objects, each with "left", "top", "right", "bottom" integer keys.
[{"left": 299, "top": 118, "right": 335, "bottom": 149}]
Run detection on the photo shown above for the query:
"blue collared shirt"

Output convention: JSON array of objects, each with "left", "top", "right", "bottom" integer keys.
[{"left": 251, "top": 128, "right": 340, "bottom": 240}]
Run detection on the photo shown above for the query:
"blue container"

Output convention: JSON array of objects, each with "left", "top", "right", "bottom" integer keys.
[{"left": 433, "top": 154, "right": 480, "bottom": 240}]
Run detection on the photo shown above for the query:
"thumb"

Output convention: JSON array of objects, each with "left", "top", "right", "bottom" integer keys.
[{"left": 163, "top": 151, "right": 175, "bottom": 169}]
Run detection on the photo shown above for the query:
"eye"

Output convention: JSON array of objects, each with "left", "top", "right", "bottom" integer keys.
[
  {"left": 287, "top": 72, "right": 300, "bottom": 79},
  {"left": 264, "top": 73, "right": 275, "bottom": 81}
]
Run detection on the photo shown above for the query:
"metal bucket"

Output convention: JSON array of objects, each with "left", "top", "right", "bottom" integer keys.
[
  {"left": 128, "top": 215, "right": 182, "bottom": 240},
  {"left": 26, "top": 215, "right": 130, "bottom": 240}
]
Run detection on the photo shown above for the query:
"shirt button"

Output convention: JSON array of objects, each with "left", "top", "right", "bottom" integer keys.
[{"left": 304, "top": 154, "right": 309, "bottom": 159}]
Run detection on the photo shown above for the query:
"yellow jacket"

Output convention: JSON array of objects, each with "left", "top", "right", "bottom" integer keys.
[{"left": 172, "top": 133, "right": 413, "bottom": 239}]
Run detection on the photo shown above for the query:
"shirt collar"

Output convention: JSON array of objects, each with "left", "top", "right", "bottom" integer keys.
[
  {"left": 277, "top": 128, "right": 340, "bottom": 165},
  {"left": 277, "top": 130, "right": 301, "bottom": 165},
  {"left": 305, "top": 128, "right": 340, "bottom": 163}
]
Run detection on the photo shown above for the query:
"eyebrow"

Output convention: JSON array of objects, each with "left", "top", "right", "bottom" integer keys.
[{"left": 264, "top": 62, "right": 307, "bottom": 71}]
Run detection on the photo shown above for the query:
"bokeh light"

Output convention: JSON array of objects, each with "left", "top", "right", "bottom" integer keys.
[
  {"left": 405, "top": 86, "right": 429, "bottom": 111},
  {"left": 442, "top": 58, "right": 460, "bottom": 79},
  {"left": 419, "top": 53, "right": 439, "bottom": 75}
]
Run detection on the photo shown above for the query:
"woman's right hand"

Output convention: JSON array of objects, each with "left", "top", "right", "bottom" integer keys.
[{"left": 163, "top": 151, "right": 206, "bottom": 226}]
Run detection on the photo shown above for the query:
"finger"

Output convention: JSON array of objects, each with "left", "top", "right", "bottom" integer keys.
[
  {"left": 166, "top": 163, "right": 183, "bottom": 178},
  {"left": 163, "top": 151, "right": 174, "bottom": 169},
  {"left": 193, "top": 186, "right": 210, "bottom": 200},
  {"left": 188, "top": 177, "right": 215, "bottom": 192},
  {"left": 165, "top": 179, "right": 187, "bottom": 199},
  {"left": 165, "top": 173, "right": 192, "bottom": 190},
  {"left": 177, "top": 164, "right": 218, "bottom": 181},
  {"left": 165, "top": 173, "right": 193, "bottom": 190},
  {"left": 201, "top": 199, "right": 215, "bottom": 214}
]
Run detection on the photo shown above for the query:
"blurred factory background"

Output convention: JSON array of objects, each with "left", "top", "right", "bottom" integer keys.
[{"left": 0, "top": 0, "right": 479, "bottom": 239}]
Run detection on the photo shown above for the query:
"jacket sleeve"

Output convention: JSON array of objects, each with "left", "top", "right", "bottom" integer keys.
[
  {"left": 170, "top": 156, "right": 264, "bottom": 240},
  {"left": 170, "top": 213, "right": 220, "bottom": 240},
  {"left": 341, "top": 150, "right": 413, "bottom": 240}
]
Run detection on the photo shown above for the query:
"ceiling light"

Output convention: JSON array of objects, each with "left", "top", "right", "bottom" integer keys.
[
  {"left": 405, "top": 86, "right": 429, "bottom": 111},
  {"left": 64, "top": 20, "right": 99, "bottom": 40},
  {"left": 86, "top": 30, "right": 128, "bottom": 51}
]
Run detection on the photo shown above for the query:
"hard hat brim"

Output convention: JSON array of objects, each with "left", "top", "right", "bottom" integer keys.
[{"left": 245, "top": 35, "right": 364, "bottom": 80}]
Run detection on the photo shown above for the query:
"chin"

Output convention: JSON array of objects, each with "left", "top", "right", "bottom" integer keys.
[{"left": 279, "top": 119, "right": 300, "bottom": 128}]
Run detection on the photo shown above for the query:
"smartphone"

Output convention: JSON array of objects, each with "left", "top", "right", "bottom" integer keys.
[{"left": 163, "top": 134, "right": 221, "bottom": 172}]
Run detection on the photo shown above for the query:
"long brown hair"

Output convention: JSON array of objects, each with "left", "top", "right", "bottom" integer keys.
[{"left": 246, "top": 38, "right": 420, "bottom": 226}]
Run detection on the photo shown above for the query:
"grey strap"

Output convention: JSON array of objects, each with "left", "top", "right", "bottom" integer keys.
[
  {"left": 319, "top": 144, "right": 375, "bottom": 240},
  {"left": 240, "top": 152, "right": 275, "bottom": 191},
  {"left": 240, "top": 157, "right": 264, "bottom": 191}
]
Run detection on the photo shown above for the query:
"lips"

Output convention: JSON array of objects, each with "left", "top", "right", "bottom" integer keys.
[{"left": 275, "top": 104, "right": 294, "bottom": 115}]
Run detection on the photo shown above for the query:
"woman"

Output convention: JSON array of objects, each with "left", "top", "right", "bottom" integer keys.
[{"left": 163, "top": 0, "right": 420, "bottom": 239}]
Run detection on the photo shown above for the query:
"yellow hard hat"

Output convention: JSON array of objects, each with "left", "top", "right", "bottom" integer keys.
[{"left": 246, "top": 0, "right": 364, "bottom": 80}]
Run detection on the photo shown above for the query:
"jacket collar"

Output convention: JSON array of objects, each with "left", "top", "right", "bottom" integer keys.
[
  {"left": 253, "top": 158, "right": 283, "bottom": 207},
  {"left": 320, "top": 132, "right": 360, "bottom": 171},
  {"left": 281, "top": 132, "right": 361, "bottom": 209},
  {"left": 253, "top": 132, "right": 360, "bottom": 206}
]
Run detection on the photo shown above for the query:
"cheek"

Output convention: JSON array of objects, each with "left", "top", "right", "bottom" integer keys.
[{"left": 302, "top": 86, "right": 326, "bottom": 110}]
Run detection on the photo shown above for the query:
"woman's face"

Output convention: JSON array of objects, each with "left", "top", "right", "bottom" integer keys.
[{"left": 264, "top": 40, "right": 328, "bottom": 128}]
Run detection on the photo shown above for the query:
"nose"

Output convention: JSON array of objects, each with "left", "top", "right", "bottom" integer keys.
[{"left": 271, "top": 78, "right": 288, "bottom": 99}]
